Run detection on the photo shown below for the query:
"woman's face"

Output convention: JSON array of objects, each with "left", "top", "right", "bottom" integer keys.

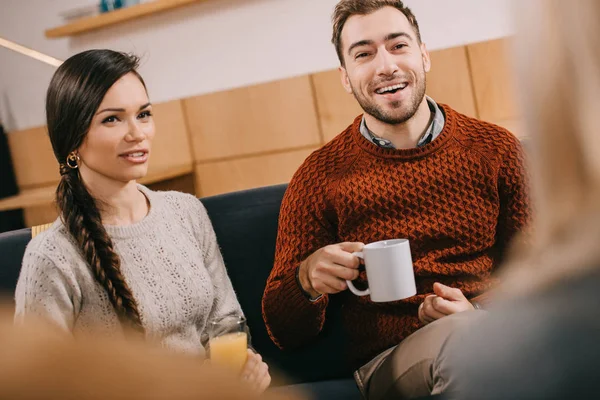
[{"left": 77, "top": 72, "right": 155, "bottom": 186}]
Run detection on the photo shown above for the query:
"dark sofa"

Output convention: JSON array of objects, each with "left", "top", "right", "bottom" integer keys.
[
  {"left": 0, "top": 184, "right": 450, "bottom": 399},
  {"left": 0, "top": 184, "right": 361, "bottom": 399}
]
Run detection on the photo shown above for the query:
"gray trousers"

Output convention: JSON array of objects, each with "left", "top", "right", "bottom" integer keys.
[{"left": 354, "top": 310, "right": 485, "bottom": 400}]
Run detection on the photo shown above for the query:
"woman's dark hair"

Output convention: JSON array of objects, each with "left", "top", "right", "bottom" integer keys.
[{"left": 47, "top": 49, "right": 146, "bottom": 333}]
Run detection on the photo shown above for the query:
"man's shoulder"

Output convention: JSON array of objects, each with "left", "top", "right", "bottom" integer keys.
[
  {"left": 296, "top": 120, "right": 360, "bottom": 176},
  {"left": 444, "top": 106, "right": 524, "bottom": 158}
]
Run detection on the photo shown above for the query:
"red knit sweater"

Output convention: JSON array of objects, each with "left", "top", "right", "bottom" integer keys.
[{"left": 262, "top": 105, "right": 530, "bottom": 367}]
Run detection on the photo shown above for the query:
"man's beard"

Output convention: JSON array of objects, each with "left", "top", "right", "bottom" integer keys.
[{"left": 350, "top": 71, "right": 427, "bottom": 125}]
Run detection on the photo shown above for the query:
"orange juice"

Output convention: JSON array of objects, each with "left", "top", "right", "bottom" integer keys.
[{"left": 209, "top": 332, "right": 248, "bottom": 373}]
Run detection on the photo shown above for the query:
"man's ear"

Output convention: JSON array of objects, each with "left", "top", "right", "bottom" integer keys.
[
  {"left": 421, "top": 42, "right": 431, "bottom": 73},
  {"left": 339, "top": 66, "right": 353, "bottom": 94}
]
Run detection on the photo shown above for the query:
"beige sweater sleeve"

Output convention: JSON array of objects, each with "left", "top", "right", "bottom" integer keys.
[
  {"left": 185, "top": 197, "right": 245, "bottom": 348},
  {"left": 14, "top": 249, "right": 79, "bottom": 332}
]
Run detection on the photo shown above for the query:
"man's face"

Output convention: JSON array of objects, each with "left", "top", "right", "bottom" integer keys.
[{"left": 339, "top": 6, "right": 430, "bottom": 125}]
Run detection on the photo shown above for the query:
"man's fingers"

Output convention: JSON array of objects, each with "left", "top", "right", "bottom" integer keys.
[
  {"left": 305, "top": 243, "right": 366, "bottom": 295},
  {"left": 313, "top": 265, "right": 361, "bottom": 293},
  {"left": 338, "top": 242, "right": 364, "bottom": 254},
  {"left": 422, "top": 296, "right": 446, "bottom": 320},
  {"left": 329, "top": 264, "right": 360, "bottom": 281},
  {"left": 419, "top": 306, "right": 435, "bottom": 325},
  {"left": 312, "top": 276, "right": 347, "bottom": 294},
  {"left": 311, "top": 261, "right": 359, "bottom": 283},
  {"left": 418, "top": 303, "right": 426, "bottom": 323},
  {"left": 433, "top": 282, "right": 465, "bottom": 301},
  {"left": 322, "top": 245, "right": 362, "bottom": 269},
  {"left": 432, "top": 296, "right": 461, "bottom": 315}
]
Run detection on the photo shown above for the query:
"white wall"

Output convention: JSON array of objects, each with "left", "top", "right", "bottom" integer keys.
[{"left": 0, "top": 0, "right": 515, "bottom": 131}]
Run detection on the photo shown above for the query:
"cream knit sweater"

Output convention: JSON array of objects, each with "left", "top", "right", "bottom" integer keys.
[{"left": 15, "top": 186, "right": 243, "bottom": 357}]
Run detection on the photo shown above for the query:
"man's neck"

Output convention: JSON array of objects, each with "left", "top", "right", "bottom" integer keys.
[{"left": 364, "top": 97, "right": 432, "bottom": 149}]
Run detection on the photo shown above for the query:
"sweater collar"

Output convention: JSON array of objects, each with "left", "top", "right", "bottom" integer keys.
[
  {"left": 103, "top": 184, "right": 162, "bottom": 240},
  {"left": 351, "top": 103, "right": 456, "bottom": 160},
  {"left": 360, "top": 96, "right": 446, "bottom": 149}
]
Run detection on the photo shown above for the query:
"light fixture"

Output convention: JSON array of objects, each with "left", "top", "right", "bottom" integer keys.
[{"left": 0, "top": 37, "right": 63, "bottom": 67}]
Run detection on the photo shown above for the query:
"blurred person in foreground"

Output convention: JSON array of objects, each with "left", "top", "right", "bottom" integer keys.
[
  {"left": 0, "top": 310, "right": 297, "bottom": 400},
  {"left": 13, "top": 49, "right": 269, "bottom": 392},
  {"left": 438, "top": 1, "right": 600, "bottom": 399}
]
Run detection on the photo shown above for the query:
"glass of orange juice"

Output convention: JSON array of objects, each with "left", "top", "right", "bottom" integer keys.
[{"left": 208, "top": 315, "right": 248, "bottom": 374}]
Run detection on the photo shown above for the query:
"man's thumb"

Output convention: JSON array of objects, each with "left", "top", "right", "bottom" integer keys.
[{"left": 433, "top": 282, "right": 460, "bottom": 300}]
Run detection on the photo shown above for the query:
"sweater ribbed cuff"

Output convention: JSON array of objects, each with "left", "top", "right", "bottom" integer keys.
[
  {"left": 278, "top": 264, "right": 328, "bottom": 315},
  {"left": 295, "top": 265, "right": 323, "bottom": 302}
]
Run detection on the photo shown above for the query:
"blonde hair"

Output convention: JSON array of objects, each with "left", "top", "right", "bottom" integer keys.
[
  {"left": 0, "top": 310, "right": 300, "bottom": 400},
  {"left": 501, "top": 0, "right": 600, "bottom": 295}
]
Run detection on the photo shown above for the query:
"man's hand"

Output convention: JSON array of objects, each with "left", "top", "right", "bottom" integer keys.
[
  {"left": 418, "top": 282, "right": 474, "bottom": 325},
  {"left": 297, "top": 242, "right": 364, "bottom": 298}
]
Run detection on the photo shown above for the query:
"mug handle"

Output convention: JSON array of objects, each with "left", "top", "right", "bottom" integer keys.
[{"left": 346, "top": 251, "right": 370, "bottom": 296}]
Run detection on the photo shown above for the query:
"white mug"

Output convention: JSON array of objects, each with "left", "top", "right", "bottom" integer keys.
[{"left": 346, "top": 239, "right": 417, "bottom": 302}]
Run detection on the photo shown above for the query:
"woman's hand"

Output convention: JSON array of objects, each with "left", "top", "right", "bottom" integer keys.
[{"left": 241, "top": 349, "right": 271, "bottom": 393}]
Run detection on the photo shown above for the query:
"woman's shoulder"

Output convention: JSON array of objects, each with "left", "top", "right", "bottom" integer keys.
[
  {"left": 26, "top": 219, "right": 75, "bottom": 256},
  {"left": 22, "top": 219, "right": 82, "bottom": 276}
]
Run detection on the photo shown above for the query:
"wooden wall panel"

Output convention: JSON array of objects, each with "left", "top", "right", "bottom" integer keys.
[
  {"left": 427, "top": 46, "right": 477, "bottom": 118},
  {"left": 146, "top": 100, "right": 194, "bottom": 181},
  {"left": 3, "top": 37, "right": 522, "bottom": 224},
  {"left": 194, "top": 147, "right": 316, "bottom": 197},
  {"left": 311, "top": 69, "right": 363, "bottom": 143},
  {"left": 146, "top": 173, "right": 196, "bottom": 196},
  {"left": 467, "top": 38, "right": 519, "bottom": 124},
  {"left": 489, "top": 118, "right": 526, "bottom": 139},
  {"left": 7, "top": 126, "right": 59, "bottom": 189},
  {"left": 183, "top": 76, "right": 321, "bottom": 162},
  {"left": 24, "top": 203, "right": 58, "bottom": 227}
]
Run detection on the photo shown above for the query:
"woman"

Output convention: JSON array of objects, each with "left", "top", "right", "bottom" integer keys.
[
  {"left": 440, "top": 1, "right": 600, "bottom": 399},
  {"left": 14, "top": 49, "right": 270, "bottom": 392}
]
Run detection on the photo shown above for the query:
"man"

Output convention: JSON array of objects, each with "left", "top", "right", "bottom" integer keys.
[{"left": 262, "top": 1, "right": 529, "bottom": 398}]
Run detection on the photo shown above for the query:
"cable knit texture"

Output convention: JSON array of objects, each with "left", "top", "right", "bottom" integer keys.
[
  {"left": 262, "top": 104, "right": 530, "bottom": 367},
  {"left": 15, "top": 186, "right": 243, "bottom": 357}
]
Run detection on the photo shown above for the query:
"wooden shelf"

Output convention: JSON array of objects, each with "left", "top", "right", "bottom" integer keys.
[
  {"left": 0, "top": 165, "right": 193, "bottom": 212},
  {"left": 0, "top": 185, "right": 56, "bottom": 212},
  {"left": 46, "top": 0, "right": 207, "bottom": 38}
]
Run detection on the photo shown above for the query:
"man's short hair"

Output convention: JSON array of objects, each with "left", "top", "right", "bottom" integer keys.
[{"left": 332, "top": 0, "right": 422, "bottom": 66}]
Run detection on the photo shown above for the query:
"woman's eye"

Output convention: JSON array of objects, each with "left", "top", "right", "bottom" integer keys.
[
  {"left": 138, "top": 110, "right": 152, "bottom": 119},
  {"left": 102, "top": 116, "right": 118, "bottom": 124}
]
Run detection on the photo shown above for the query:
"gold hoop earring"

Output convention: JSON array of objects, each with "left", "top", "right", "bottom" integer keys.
[{"left": 66, "top": 152, "right": 80, "bottom": 169}]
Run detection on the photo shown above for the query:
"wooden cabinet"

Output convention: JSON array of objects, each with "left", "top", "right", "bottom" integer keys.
[{"left": 2, "top": 38, "right": 522, "bottom": 227}]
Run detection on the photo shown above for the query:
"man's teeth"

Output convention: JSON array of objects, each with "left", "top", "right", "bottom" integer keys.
[{"left": 376, "top": 83, "right": 408, "bottom": 94}]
